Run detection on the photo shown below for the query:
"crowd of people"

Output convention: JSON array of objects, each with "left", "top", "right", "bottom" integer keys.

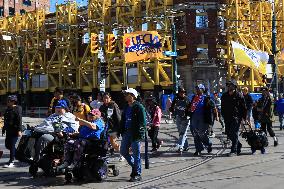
[{"left": 0, "top": 81, "right": 283, "bottom": 182}]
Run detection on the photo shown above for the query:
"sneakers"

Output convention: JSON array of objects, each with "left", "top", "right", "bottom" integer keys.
[
  {"left": 129, "top": 175, "right": 142, "bottom": 182},
  {"left": 209, "top": 132, "right": 216, "bottom": 138},
  {"left": 274, "top": 138, "right": 279, "bottom": 147},
  {"left": 157, "top": 141, "right": 163, "bottom": 149},
  {"left": 227, "top": 152, "right": 237, "bottom": 157},
  {"left": 3, "top": 161, "right": 15, "bottom": 168},
  {"left": 150, "top": 148, "right": 157, "bottom": 152},
  {"left": 251, "top": 148, "right": 256, "bottom": 155},
  {"left": 261, "top": 148, "right": 266, "bottom": 154},
  {"left": 280, "top": 127, "right": 283, "bottom": 131},
  {"left": 119, "top": 155, "right": 125, "bottom": 162},
  {"left": 237, "top": 143, "right": 242, "bottom": 155},
  {"left": 193, "top": 151, "right": 201, "bottom": 156},
  {"left": 207, "top": 145, "right": 212, "bottom": 153}
]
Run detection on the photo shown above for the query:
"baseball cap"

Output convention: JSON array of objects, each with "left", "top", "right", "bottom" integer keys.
[
  {"left": 88, "top": 109, "right": 101, "bottom": 117},
  {"left": 55, "top": 100, "right": 68, "bottom": 109},
  {"left": 7, "top": 95, "right": 18, "bottom": 102},
  {"left": 196, "top": 84, "right": 205, "bottom": 90},
  {"left": 124, "top": 88, "right": 139, "bottom": 98}
]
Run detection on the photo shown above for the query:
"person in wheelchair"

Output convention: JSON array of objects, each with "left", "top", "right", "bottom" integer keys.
[
  {"left": 57, "top": 109, "right": 104, "bottom": 171},
  {"left": 33, "top": 100, "right": 79, "bottom": 163}
]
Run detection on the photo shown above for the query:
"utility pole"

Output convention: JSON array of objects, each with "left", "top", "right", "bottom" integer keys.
[
  {"left": 171, "top": 19, "right": 178, "bottom": 94},
  {"left": 272, "top": 0, "right": 278, "bottom": 98}
]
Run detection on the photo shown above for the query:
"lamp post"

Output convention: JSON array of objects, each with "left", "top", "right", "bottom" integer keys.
[
  {"left": 16, "top": 36, "right": 25, "bottom": 110},
  {"left": 171, "top": 19, "right": 178, "bottom": 94},
  {"left": 272, "top": 0, "right": 278, "bottom": 98}
]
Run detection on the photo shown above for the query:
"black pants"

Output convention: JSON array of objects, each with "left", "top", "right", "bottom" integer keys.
[
  {"left": 5, "top": 135, "right": 19, "bottom": 162},
  {"left": 148, "top": 127, "right": 160, "bottom": 149},
  {"left": 261, "top": 121, "right": 275, "bottom": 137},
  {"left": 224, "top": 119, "right": 242, "bottom": 153}
]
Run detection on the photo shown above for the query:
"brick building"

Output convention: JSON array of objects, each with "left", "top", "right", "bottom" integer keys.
[{"left": 0, "top": 0, "right": 50, "bottom": 17}]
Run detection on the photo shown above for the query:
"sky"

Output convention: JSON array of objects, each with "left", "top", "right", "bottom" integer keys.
[{"left": 49, "top": 0, "right": 88, "bottom": 12}]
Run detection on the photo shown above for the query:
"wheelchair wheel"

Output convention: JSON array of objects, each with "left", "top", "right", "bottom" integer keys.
[
  {"left": 29, "top": 164, "right": 38, "bottom": 177},
  {"left": 65, "top": 172, "right": 73, "bottom": 183},
  {"left": 93, "top": 159, "right": 108, "bottom": 182}
]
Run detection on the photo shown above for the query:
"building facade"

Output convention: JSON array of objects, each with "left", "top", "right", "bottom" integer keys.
[{"left": 0, "top": 0, "right": 50, "bottom": 17}]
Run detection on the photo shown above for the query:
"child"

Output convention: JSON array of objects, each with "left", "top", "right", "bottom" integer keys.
[{"left": 145, "top": 97, "right": 163, "bottom": 152}]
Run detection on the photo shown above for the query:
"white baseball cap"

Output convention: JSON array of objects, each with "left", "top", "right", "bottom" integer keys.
[{"left": 124, "top": 88, "right": 139, "bottom": 98}]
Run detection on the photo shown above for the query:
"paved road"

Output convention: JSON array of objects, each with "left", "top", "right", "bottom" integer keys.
[{"left": 0, "top": 117, "right": 284, "bottom": 189}]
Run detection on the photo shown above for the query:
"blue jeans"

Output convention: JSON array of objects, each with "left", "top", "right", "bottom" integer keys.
[
  {"left": 279, "top": 113, "right": 284, "bottom": 128},
  {"left": 175, "top": 116, "right": 189, "bottom": 149},
  {"left": 191, "top": 113, "right": 212, "bottom": 152},
  {"left": 120, "top": 131, "right": 141, "bottom": 176},
  {"left": 5, "top": 136, "right": 18, "bottom": 162}
]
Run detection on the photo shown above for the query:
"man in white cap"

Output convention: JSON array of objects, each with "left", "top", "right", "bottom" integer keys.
[{"left": 119, "top": 88, "right": 146, "bottom": 182}]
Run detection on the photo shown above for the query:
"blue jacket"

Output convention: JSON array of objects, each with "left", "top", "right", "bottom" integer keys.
[{"left": 276, "top": 98, "right": 284, "bottom": 114}]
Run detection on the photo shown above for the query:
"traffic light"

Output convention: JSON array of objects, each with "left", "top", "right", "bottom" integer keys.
[
  {"left": 100, "top": 62, "right": 109, "bottom": 78},
  {"left": 107, "top": 34, "right": 116, "bottom": 53},
  {"left": 90, "top": 33, "right": 99, "bottom": 54},
  {"left": 163, "top": 36, "right": 172, "bottom": 51}
]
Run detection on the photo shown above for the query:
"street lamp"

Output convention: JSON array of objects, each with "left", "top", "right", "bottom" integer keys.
[
  {"left": 272, "top": 0, "right": 279, "bottom": 98},
  {"left": 2, "top": 34, "right": 25, "bottom": 109}
]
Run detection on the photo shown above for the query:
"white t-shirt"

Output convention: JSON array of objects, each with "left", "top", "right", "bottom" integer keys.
[{"left": 90, "top": 100, "right": 103, "bottom": 109}]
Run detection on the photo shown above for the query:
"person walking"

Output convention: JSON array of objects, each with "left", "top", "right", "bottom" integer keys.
[
  {"left": 221, "top": 81, "right": 247, "bottom": 156},
  {"left": 72, "top": 95, "right": 91, "bottom": 125},
  {"left": 90, "top": 92, "right": 103, "bottom": 110},
  {"left": 2, "top": 95, "right": 22, "bottom": 168},
  {"left": 242, "top": 87, "right": 253, "bottom": 124},
  {"left": 257, "top": 87, "right": 278, "bottom": 146},
  {"left": 119, "top": 88, "right": 146, "bottom": 182},
  {"left": 145, "top": 97, "right": 163, "bottom": 152},
  {"left": 189, "top": 84, "right": 214, "bottom": 156},
  {"left": 170, "top": 87, "right": 190, "bottom": 152},
  {"left": 213, "top": 92, "right": 224, "bottom": 131},
  {"left": 48, "top": 87, "right": 70, "bottom": 115},
  {"left": 99, "top": 92, "right": 123, "bottom": 160},
  {"left": 275, "top": 93, "right": 284, "bottom": 130},
  {"left": 165, "top": 95, "right": 172, "bottom": 122}
]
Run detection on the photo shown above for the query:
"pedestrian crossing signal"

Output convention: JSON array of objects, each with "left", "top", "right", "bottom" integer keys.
[
  {"left": 107, "top": 34, "right": 116, "bottom": 53},
  {"left": 90, "top": 33, "right": 99, "bottom": 54}
]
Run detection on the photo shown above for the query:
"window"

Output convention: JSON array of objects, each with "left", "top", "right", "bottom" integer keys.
[
  {"left": 9, "top": 7, "right": 15, "bottom": 16},
  {"left": 23, "top": 0, "right": 32, "bottom": 6},
  {"left": 20, "top": 9, "right": 26, "bottom": 15},
  {"left": 196, "top": 9, "right": 208, "bottom": 29},
  {"left": 0, "top": 7, "right": 4, "bottom": 17}
]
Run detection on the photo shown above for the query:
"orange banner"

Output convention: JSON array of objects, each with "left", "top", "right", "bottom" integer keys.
[{"left": 123, "top": 31, "right": 163, "bottom": 63}]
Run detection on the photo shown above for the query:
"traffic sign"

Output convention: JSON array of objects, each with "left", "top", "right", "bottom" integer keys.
[{"left": 163, "top": 51, "right": 177, "bottom": 57}]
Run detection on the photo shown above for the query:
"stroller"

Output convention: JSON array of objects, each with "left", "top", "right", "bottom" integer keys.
[
  {"left": 64, "top": 117, "right": 119, "bottom": 183},
  {"left": 241, "top": 123, "right": 268, "bottom": 153}
]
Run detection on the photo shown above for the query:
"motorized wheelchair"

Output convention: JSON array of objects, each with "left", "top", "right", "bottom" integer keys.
[
  {"left": 16, "top": 122, "right": 69, "bottom": 177},
  {"left": 64, "top": 120, "right": 119, "bottom": 183}
]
